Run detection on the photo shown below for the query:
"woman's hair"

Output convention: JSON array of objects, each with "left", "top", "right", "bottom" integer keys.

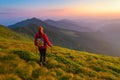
[{"left": 38, "top": 26, "right": 44, "bottom": 35}]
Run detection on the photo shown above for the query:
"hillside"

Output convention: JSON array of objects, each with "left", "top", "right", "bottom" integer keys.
[
  {"left": 0, "top": 28, "right": 120, "bottom": 80},
  {"left": 0, "top": 25, "right": 31, "bottom": 41},
  {"left": 8, "top": 18, "right": 120, "bottom": 57},
  {"left": 44, "top": 19, "right": 93, "bottom": 32}
]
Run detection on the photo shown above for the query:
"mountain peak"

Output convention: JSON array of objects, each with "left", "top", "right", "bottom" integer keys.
[
  {"left": 25, "top": 17, "right": 42, "bottom": 22},
  {"left": 29, "top": 17, "right": 41, "bottom": 21},
  {"left": 8, "top": 18, "right": 43, "bottom": 28},
  {"left": 31, "top": 17, "right": 38, "bottom": 20},
  {"left": 44, "top": 19, "right": 56, "bottom": 22}
]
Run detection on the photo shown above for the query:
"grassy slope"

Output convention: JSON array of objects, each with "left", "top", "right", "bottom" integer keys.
[
  {"left": 0, "top": 25, "right": 120, "bottom": 80},
  {"left": 0, "top": 25, "right": 32, "bottom": 41},
  {"left": 0, "top": 39, "right": 120, "bottom": 80}
]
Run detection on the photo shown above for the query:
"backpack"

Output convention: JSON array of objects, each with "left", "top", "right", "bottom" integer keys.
[{"left": 36, "top": 37, "right": 45, "bottom": 47}]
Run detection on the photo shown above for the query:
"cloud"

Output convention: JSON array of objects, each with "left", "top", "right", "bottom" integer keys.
[
  {"left": 0, "top": 8, "right": 18, "bottom": 15},
  {"left": 41, "top": 8, "right": 66, "bottom": 13},
  {"left": 0, "top": 12, "right": 10, "bottom": 14}
]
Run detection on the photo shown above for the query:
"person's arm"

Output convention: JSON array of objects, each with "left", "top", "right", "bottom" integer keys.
[
  {"left": 34, "top": 33, "right": 37, "bottom": 46},
  {"left": 44, "top": 34, "right": 52, "bottom": 47}
]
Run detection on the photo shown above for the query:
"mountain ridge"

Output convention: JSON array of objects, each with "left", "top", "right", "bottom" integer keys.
[
  {"left": 44, "top": 19, "right": 93, "bottom": 32},
  {"left": 7, "top": 18, "right": 120, "bottom": 57},
  {"left": 8, "top": 18, "right": 43, "bottom": 28}
]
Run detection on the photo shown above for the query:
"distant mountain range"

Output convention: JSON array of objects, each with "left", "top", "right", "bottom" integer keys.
[
  {"left": 44, "top": 19, "right": 93, "bottom": 32},
  {"left": 8, "top": 18, "right": 120, "bottom": 56}
]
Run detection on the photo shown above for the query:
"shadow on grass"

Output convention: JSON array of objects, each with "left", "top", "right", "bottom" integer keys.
[{"left": 11, "top": 50, "right": 39, "bottom": 63}]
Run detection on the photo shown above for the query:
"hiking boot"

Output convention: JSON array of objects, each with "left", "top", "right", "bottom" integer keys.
[{"left": 39, "top": 62, "right": 42, "bottom": 66}]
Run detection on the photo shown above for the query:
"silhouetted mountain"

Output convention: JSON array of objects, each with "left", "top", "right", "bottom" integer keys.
[
  {"left": 8, "top": 18, "right": 120, "bottom": 56},
  {"left": 44, "top": 19, "right": 93, "bottom": 32},
  {"left": 8, "top": 18, "right": 44, "bottom": 28}
]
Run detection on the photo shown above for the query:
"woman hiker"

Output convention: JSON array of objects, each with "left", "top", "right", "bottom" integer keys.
[{"left": 34, "top": 26, "right": 52, "bottom": 66}]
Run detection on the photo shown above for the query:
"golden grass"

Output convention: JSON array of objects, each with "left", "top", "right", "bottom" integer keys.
[{"left": 0, "top": 38, "right": 120, "bottom": 80}]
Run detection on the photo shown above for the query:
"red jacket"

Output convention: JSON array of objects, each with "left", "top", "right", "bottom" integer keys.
[{"left": 34, "top": 32, "right": 52, "bottom": 49}]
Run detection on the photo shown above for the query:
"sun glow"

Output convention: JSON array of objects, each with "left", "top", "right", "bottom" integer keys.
[
  {"left": 1, "top": 0, "right": 120, "bottom": 25},
  {"left": 63, "top": 1, "right": 120, "bottom": 18}
]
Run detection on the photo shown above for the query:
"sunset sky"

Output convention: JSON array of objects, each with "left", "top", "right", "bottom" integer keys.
[{"left": 0, "top": 0, "right": 120, "bottom": 25}]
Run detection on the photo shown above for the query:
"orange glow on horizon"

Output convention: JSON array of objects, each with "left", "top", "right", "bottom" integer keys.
[
  {"left": 62, "top": 4, "right": 120, "bottom": 18},
  {"left": 13, "top": 1, "right": 120, "bottom": 19}
]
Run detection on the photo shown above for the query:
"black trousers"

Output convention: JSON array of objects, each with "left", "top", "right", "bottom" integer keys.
[{"left": 38, "top": 48, "right": 46, "bottom": 62}]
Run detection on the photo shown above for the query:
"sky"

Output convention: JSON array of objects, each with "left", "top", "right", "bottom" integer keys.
[{"left": 0, "top": 0, "right": 120, "bottom": 25}]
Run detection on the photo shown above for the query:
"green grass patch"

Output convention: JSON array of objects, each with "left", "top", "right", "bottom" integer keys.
[
  {"left": 107, "top": 65, "right": 120, "bottom": 74},
  {"left": 32, "top": 68, "right": 44, "bottom": 78},
  {"left": 89, "top": 66, "right": 106, "bottom": 72},
  {"left": 11, "top": 50, "right": 39, "bottom": 62},
  {"left": 0, "top": 55, "right": 16, "bottom": 61}
]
